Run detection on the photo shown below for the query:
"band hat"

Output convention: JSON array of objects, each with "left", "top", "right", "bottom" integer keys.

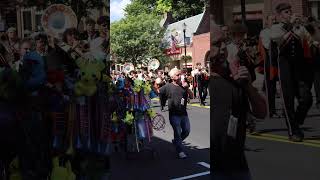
[
  {"left": 275, "top": 3, "right": 292, "bottom": 14},
  {"left": 7, "top": 27, "right": 16, "bottom": 33}
]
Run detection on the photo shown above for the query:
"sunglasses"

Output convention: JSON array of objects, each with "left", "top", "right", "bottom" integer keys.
[{"left": 284, "top": 10, "right": 292, "bottom": 14}]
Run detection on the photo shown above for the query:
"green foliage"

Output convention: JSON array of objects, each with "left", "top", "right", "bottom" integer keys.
[
  {"left": 124, "top": 0, "right": 154, "bottom": 17},
  {"left": 111, "top": 12, "right": 170, "bottom": 66},
  {"left": 156, "top": 0, "right": 172, "bottom": 14},
  {"left": 181, "top": 55, "right": 192, "bottom": 61},
  {"left": 171, "top": 0, "right": 206, "bottom": 21},
  {"left": 127, "top": 0, "right": 207, "bottom": 21}
]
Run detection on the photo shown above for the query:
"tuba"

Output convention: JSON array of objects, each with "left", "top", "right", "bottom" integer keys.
[
  {"left": 148, "top": 59, "right": 160, "bottom": 70},
  {"left": 41, "top": 4, "right": 78, "bottom": 40}
]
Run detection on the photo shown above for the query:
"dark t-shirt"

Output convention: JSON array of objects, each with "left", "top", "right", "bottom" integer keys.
[
  {"left": 210, "top": 75, "right": 250, "bottom": 173},
  {"left": 160, "top": 83, "right": 188, "bottom": 116}
]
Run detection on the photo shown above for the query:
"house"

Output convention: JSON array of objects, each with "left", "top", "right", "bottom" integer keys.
[{"left": 162, "top": 7, "right": 210, "bottom": 71}]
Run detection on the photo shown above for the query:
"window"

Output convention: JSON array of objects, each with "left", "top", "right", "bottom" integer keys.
[
  {"left": 22, "top": 11, "right": 32, "bottom": 32},
  {"left": 310, "top": 1, "right": 320, "bottom": 20},
  {"left": 35, "top": 13, "right": 43, "bottom": 31}
]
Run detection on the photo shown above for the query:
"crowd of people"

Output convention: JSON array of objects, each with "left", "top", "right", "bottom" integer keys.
[
  {"left": 110, "top": 64, "right": 210, "bottom": 108},
  {"left": 211, "top": 2, "right": 320, "bottom": 180},
  {"left": 0, "top": 15, "right": 109, "bottom": 179}
]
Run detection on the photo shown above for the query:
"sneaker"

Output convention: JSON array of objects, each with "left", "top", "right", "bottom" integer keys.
[{"left": 178, "top": 152, "right": 187, "bottom": 159}]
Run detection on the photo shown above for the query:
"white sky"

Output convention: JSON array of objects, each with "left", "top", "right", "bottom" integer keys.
[{"left": 110, "top": 0, "right": 131, "bottom": 22}]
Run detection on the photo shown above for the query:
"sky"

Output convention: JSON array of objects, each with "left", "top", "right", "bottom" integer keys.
[{"left": 110, "top": 0, "right": 131, "bottom": 22}]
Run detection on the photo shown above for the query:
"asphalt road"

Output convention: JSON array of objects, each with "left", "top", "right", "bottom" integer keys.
[
  {"left": 110, "top": 73, "right": 320, "bottom": 180},
  {"left": 246, "top": 73, "right": 320, "bottom": 180},
  {"left": 110, "top": 98, "right": 211, "bottom": 180}
]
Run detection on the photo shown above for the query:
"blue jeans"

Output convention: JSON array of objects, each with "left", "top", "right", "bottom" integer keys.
[
  {"left": 169, "top": 115, "right": 190, "bottom": 153},
  {"left": 212, "top": 171, "right": 252, "bottom": 180}
]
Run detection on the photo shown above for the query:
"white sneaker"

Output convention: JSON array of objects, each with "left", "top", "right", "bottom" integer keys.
[{"left": 178, "top": 152, "right": 187, "bottom": 159}]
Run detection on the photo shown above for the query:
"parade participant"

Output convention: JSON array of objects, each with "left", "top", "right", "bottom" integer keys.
[
  {"left": 80, "top": 18, "right": 99, "bottom": 42},
  {"left": 270, "top": 3, "right": 313, "bottom": 142},
  {"left": 159, "top": 68, "right": 193, "bottom": 159},
  {"left": 191, "top": 67, "right": 199, "bottom": 98},
  {"left": 258, "top": 15, "right": 278, "bottom": 117},
  {"left": 306, "top": 20, "right": 320, "bottom": 109},
  {"left": 222, "top": 25, "right": 231, "bottom": 45},
  {"left": 211, "top": 23, "right": 267, "bottom": 180},
  {"left": 200, "top": 67, "right": 209, "bottom": 105},
  {"left": 194, "top": 63, "right": 207, "bottom": 105},
  {"left": 34, "top": 33, "right": 49, "bottom": 57},
  {"left": 90, "top": 16, "right": 109, "bottom": 59},
  {"left": 18, "top": 51, "right": 50, "bottom": 180},
  {"left": 14, "top": 38, "right": 32, "bottom": 71},
  {"left": 0, "top": 27, "right": 20, "bottom": 67},
  {"left": 154, "top": 69, "right": 166, "bottom": 110}
]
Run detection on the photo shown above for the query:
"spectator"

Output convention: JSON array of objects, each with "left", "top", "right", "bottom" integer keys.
[{"left": 159, "top": 68, "right": 194, "bottom": 159}]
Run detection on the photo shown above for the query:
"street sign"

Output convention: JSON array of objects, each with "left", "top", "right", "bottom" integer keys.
[{"left": 165, "top": 48, "right": 182, "bottom": 55}]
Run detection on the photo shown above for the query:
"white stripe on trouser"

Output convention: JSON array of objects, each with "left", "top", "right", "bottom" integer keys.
[
  {"left": 276, "top": 47, "right": 293, "bottom": 136},
  {"left": 265, "top": 48, "right": 271, "bottom": 119}
]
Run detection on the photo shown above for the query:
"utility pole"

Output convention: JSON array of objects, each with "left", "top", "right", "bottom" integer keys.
[{"left": 241, "top": 0, "right": 246, "bottom": 25}]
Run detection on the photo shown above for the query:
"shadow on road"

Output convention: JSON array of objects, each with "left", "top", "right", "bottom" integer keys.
[{"left": 110, "top": 136, "right": 210, "bottom": 180}]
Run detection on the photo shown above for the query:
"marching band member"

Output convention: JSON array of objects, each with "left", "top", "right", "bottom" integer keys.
[
  {"left": 258, "top": 15, "right": 278, "bottom": 117},
  {"left": 270, "top": 3, "right": 313, "bottom": 142},
  {"left": 0, "top": 27, "right": 20, "bottom": 68}
]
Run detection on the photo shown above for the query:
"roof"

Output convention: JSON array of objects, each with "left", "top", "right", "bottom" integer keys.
[{"left": 164, "top": 13, "right": 204, "bottom": 47}]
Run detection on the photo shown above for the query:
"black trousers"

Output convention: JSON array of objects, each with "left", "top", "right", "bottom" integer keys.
[
  {"left": 314, "top": 70, "right": 320, "bottom": 103},
  {"left": 265, "top": 78, "right": 277, "bottom": 115},
  {"left": 198, "top": 84, "right": 208, "bottom": 103},
  {"left": 278, "top": 56, "right": 313, "bottom": 136}
]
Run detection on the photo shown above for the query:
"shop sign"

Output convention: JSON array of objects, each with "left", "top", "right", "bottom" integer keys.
[{"left": 165, "top": 48, "right": 182, "bottom": 55}]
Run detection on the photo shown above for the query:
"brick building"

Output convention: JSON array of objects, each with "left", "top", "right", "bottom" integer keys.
[
  {"left": 162, "top": 7, "right": 210, "bottom": 71},
  {"left": 216, "top": 0, "right": 320, "bottom": 37}
]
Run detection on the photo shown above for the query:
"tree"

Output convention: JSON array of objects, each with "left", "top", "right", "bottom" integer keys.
[
  {"left": 156, "top": 0, "right": 208, "bottom": 21},
  {"left": 124, "top": 0, "right": 154, "bottom": 17},
  {"left": 126, "top": 0, "right": 208, "bottom": 21},
  {"left": 111, "top": 13, "right": 170, "bottom": 66}
]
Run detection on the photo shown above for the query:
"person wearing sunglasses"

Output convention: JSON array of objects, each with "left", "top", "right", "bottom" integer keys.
[
  {"left": 270, "top": 3, "right": 313, "bottom": 142},
  {"left": 159, "top": 67, "right": 193, "bottom": 159}
]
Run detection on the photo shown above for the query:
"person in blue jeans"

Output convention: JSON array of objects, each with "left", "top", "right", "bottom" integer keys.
[{"left": 160, "top": 68, "right": 193, "bottom": 159}]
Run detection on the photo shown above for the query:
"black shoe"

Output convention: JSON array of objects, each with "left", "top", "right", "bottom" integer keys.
[
  {"left": 289, "top": 134, "right": 304, "bottom": 142},
  {"left": 289, "top": 129, "right": 304, "bottom": 142}
]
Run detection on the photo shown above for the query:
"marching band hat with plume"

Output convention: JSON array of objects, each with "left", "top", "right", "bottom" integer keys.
[{"left": 275, "top": 3, "right": 292, "bottom": 14}]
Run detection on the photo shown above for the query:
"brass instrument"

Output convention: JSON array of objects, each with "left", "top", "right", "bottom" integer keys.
[{"left": 41, "top": 4, "right": 78, "bottom": 40}]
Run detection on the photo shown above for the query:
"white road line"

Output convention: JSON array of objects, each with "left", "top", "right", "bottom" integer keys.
[
  {"left": 197, "top": 162, "right": 210, "bottom": 169},
  {"left": 170, "top": 171, "right": 210, "bottom": 180},
  {"left": 170, "top": 162, "right": 211, "bottom": 180}
]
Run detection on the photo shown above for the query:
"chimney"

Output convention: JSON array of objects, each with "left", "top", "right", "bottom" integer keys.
[{"left": 160, "top": 12, "right": 175, "bottom": 28}]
